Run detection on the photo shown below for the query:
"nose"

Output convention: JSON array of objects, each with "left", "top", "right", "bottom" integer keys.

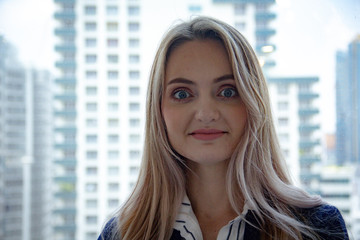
[{"left": 194, "top": 99, "right": 220, "bottom": 123}]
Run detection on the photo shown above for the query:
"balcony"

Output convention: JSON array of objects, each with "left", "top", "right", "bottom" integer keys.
[
  {"left": 255, "top": 28, "right": 276, "bottom": 37},
  {"left": 54, "top": 191, "right": 76, "bottom": 199},
  {"left": 55, "top": 93, "right": 76, "bottom": 101},
  {"left": 299, "top": 155, "right": 321, "bottom": 165},
  {"left": 298, "top": 108, "right": 320, "bottom": 116},
  {"left": 54, "top": 175, "right": 77, "bottom": 183},
  {"left": 213, "top": 0, "right": 275, "bottom": 3},
  {"left": 255, "top": 12, "right": 276, "bottom": 21},
  {"left": 55, "top": 126, "right": 76, "bottom": 132},
  {"left": 53, "top": 225, "right": 76, "bottom": 232},
  {"left": 299, "top": 139, "right": 321, "bottom": 148},
  {"left": 54, "top": 27, "right": 76, "bottom": 36},
  {"left": 55, "top": 159, "right": 77, "bottom": 166},
  {"left": 298, "top": 124, "right": 320, "bottom": 132},
  {"left": 298, "top": 92, "right": 319, "bottom": 100},
  {"left": 53, "top": 208, "right": 76, "bottom": 214},
  {"left": 55, "top": 44, "right": 76, "bottom": 53},
  {"left": 54, "top": 142, "right": 77, "bottom": 149},
  {"left": 54, "top": 0, "right": 75, "bottom": 3},
  {"left": 55, "top": 77, "right": 76, "bottom": 84},
  {"left": 55, "top": 60, "right": 76, "bottom": 69},
  {"left": 55, "top": 110, "right": 76, "bottom": 117},
  {"left": 54, "top": 11, "right": 76, "bottom": 20}
]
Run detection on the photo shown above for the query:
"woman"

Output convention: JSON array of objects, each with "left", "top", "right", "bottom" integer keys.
[{"left": 98, "top": 16, "right": 348, "bottom": 240}]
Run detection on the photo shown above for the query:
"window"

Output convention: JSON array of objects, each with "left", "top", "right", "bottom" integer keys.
[
  {"left": 86, "top": 167, "right": 97, "bottom": 175},
  {"left": 85, "top": 6, "right": 96, "bottom": 15},
  {"left": 86, "top": 135, "right": 97, "bottom": 143},
  {"left": 85, "top": 54, "right": 97, "bottom": 63},
  {"left": 107, "top": 71, "right": 119, "bottom": 80},
  {"left": 108, "top": 103, "right": 118, "bottom": 111},
  {"left": 85, "top": 183, "right": 97, "bottom": 192},
  {"left": 129, "top": 38, "right": 139, "bottom": 48},
  {"left": 234, "top": 4, "right": 246, "bottom": 15},
  {"left": 86, "top": 119, "right": 97, "bottom": 127},
  {"left": 86, "top": 216, "right": 97, "bottom": 224},
  {"left": 129, "top": 150, "right": 140, "bottom": 159},
  {"left": 107, "top": 22, "right": 118, "bottom": 31},
  {"left": 108, "top": 118, "right": 119, "bottom": 127},
  {"left": 108, "top": 87, "right": 118, "bottom": 95},
  {"left": 108, "top": 55, "right": 118, "bottom": 63},
  {"left": 129, "top": 118, "right": 140, "bottom": 127},
  {"left": 128, "top": 22, "right": 139, "bottom": 32},
  {"left": 106, "top": 5, "right": 118, "bottom": 15},
  {"left": 108, "top": 167, "right": 119, "bottom": 175},
  {"left": 108, "top": 134, "right": 119, "bottom": 143},
  {"left": 86, "top": 232, "right": 98, "bottom": 239},
  {"left": 278, "top": 101, "right": 289, "bottom": 111},
  {"left": 86, "top": 199, "right": 97, "bottom": 208},
  {"left": 108, "top": 150, "right": 119, "bottom": 159},
  {"left": 235, "top": 22, "right": 246, "bottom": 31},
  {"left": 128, "top": 6, "right": 140, "bottom": 16},
  {"left": 129, "top": 55, "right": 140, "bottom": 63},
  {"left": 85, "top": 38, "right": 97, "bottom": 47},
  {"left": 277, "top": 84, "right": 289, "bottom": 95},
  {"left": 129, "top": 134, "right": 140, "bottom": 143},
  {"left": 107, "top": 38, "right": 118, "bottom": 47},
  {"left": 86, "top": 103, "right": 97, "bottom": 111},
  {"left": 129, "top": 86, "right": 140, "bottom": 95},
  {"left": 108, "top": 183, "right": 119, "bottom": 192},
  {"left": 86, "top": 71, "right": 97, "bottom": 79},
  {"left": 108, "top": 199, "right": 119, "bottom": 208},
  {"left": 86, "top": 151, "right": 98, "bottom": 160},
  {"left": 129, "top": 70, "right": 140, "bottom": 80},
  {"left": 130, "top": 166, "right": 139, "bottom": 175},
  {"left": 86, "top": 87, "right": 97, "bottom": 96},
  {"left": 129, "top": 102, "right": 140, "bottom": 111},
  {"left": 85, "top": 22, "right": 97, "bottom": 31},
  {"left": 278, "top": 117, "right": 289, "bottom": 126},
  {"left": 278, "top": 133, "right": 289, "bottom": 142}
]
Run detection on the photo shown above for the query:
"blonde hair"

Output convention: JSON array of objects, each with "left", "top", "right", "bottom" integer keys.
[{"left": 110, "top": 16, "right": 323, "bottom": 240}]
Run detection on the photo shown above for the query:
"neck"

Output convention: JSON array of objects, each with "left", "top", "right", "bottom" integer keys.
[{"left": 186, "top": 161, "right": 236, "bottom": 218}]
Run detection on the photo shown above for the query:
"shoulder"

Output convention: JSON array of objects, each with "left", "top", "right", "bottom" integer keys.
[
  {"left": 98, "top": 217, "right": 118, "bottom": 240},
  {"left": 296, "top": 204, "right": 349, "bottom": 239}
]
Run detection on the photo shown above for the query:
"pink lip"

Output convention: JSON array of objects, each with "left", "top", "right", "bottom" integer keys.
[{"left": 190, "top": 129, "right": 226, "bottom": 141}]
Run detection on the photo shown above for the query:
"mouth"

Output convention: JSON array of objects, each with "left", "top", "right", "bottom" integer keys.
[{"left": 189, "top": 129, "right": 227, "bottom": 141}]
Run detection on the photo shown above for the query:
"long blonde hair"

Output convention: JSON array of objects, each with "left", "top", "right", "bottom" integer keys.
[{"left": 111, "top": 16, "right": 323, "bottom": 240}]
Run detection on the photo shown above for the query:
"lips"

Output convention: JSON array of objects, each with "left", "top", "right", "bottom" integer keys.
[{"left": 189, "top": 129, "right": 226, "bottom": 141}]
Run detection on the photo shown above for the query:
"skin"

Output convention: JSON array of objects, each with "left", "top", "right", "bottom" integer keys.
[{"left": 162, "top": 39, "right": 247, "bottom": 240}]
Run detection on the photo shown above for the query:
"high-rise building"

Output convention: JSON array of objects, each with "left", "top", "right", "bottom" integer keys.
[
  {"left": 336, "top": 36, "right": 360, "bottom": 165},
  {"left": 0, "top": 36, "right": 53, "bottom": 240},
  {"left": 267, "top": 77, "right": 321, "bottom": 192},
  {"left": 52, "top": 0, "right": 277, "bottom": 239},
  {"left": 319, "top": 165, "right": 353, "bottom": 233}
]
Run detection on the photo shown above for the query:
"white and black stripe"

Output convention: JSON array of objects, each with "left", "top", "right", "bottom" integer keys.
[{"left": 172, "top": 196, "right": 249, "bottom": 240}]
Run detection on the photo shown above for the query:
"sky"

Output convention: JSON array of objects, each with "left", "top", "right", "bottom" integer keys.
[{"left": 0, "top": 0, "right": 359, "bottom": 133}]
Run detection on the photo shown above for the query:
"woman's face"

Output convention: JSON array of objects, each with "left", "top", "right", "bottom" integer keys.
[{"left": 162, "top": 39, "right": 247, "bottom": 166}]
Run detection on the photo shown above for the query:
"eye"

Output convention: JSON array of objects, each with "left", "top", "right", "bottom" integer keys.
[
  {"left": 173, "top": 89, "right": 191, "bottom": 100},
  {"left": 219, "top": 87, "right": 238, "bottom": 98}
]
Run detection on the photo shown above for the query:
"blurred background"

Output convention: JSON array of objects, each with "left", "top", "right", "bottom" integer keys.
[{"left": 0, "top": 0, "right": 359, "bottom": 239}]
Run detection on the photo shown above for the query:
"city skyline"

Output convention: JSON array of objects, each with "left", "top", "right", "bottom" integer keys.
[{"left": 0, "top": 0, "right": 358, "bottom": 133}]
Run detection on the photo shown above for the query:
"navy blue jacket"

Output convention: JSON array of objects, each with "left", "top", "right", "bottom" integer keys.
[{"left": 98, "top": 204, "right": 349, "bottom": 240}]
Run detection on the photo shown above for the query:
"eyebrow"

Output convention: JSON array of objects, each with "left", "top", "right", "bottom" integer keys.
[{"left": 167, "top": 74, "right": 235, "bottom": 86}]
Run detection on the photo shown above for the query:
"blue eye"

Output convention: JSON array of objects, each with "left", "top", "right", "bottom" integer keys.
[
  {"left": 220, "top": 88, "right": 237, "bottom": 98},
  {"left": 174, "top": 90, "right": 190, "bottom": 99}
]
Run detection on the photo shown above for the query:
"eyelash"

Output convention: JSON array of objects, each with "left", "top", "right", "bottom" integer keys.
[{"left": 170, "top": 85, "right": 239, "bottom": 102}]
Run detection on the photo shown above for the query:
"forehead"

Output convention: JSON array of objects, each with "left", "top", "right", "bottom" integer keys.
[{"left": 164, "top": 39, "right": 232, "bottom": 84}]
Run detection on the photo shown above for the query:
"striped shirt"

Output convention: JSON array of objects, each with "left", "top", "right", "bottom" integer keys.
[{"left": 173, "top": 196, "right": 249, "bottom": 240}]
